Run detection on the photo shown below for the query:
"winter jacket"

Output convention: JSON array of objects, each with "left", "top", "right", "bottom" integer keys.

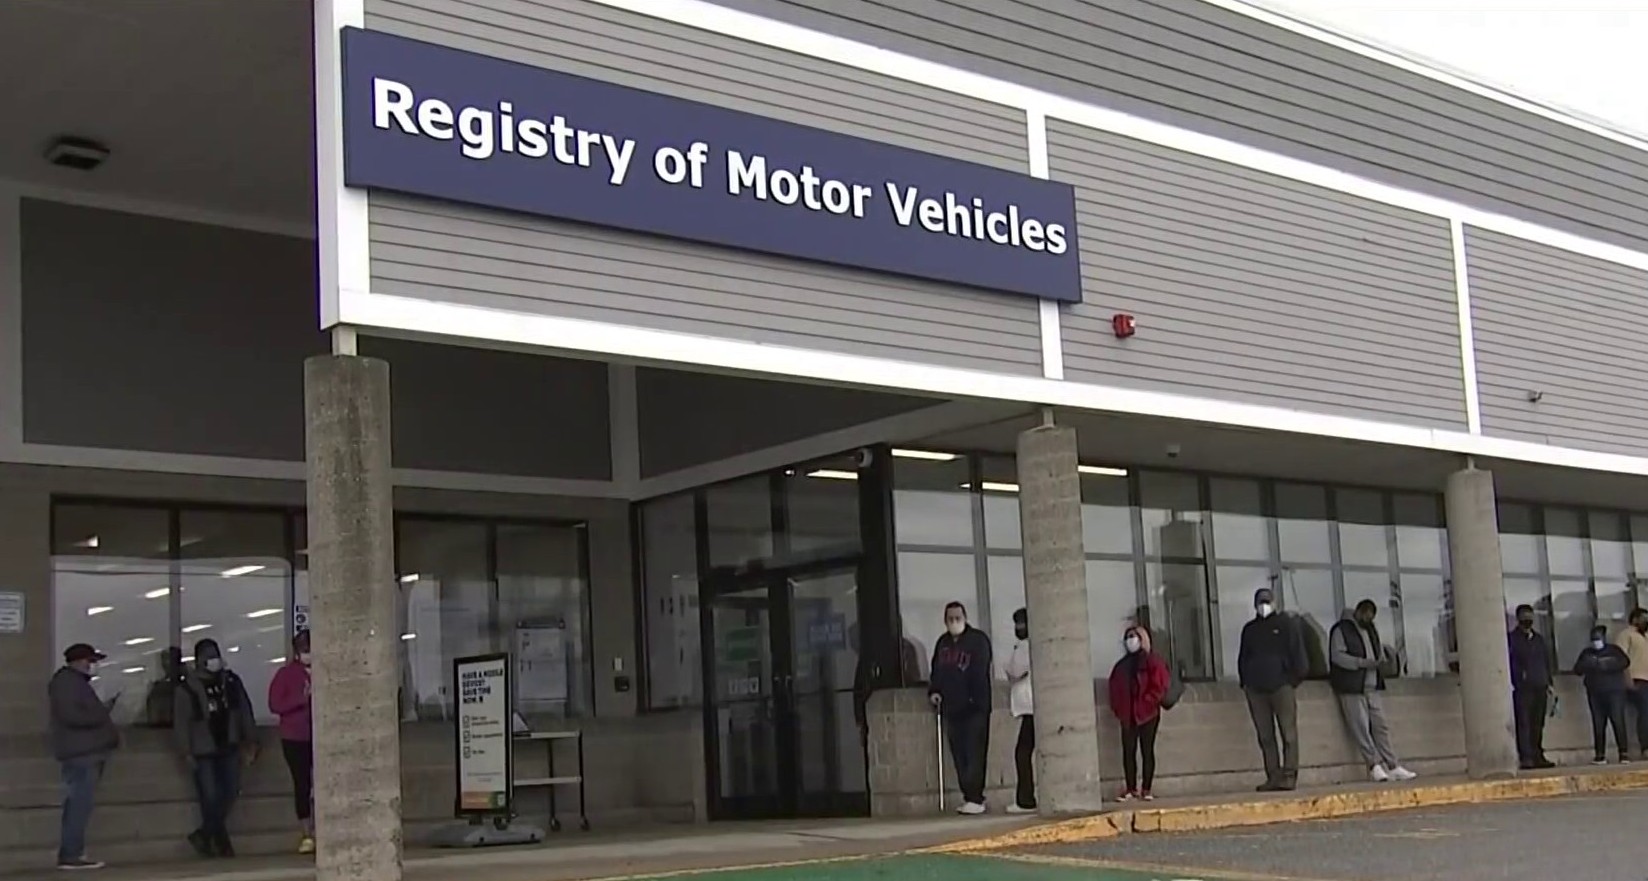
[
  {"left": 1614, "top": 627, "right": 1648, "bottom": 684},
  {"left": 172, "top": 667, "right": 257, "bottom": 758},
  {"left": 1508, "top": 628, "right": 1553, "bottom": 691},
  {"left": 1575, "top": 643, "right": 1631, "bottom": 694},
  {"left": 1107, "top": 651, "right": 1170, "bottom": 727},
  {"left": 1238, "top": 613, "right": 1308, "bottom": 693},
  {"left": 928, "top": 626, "right": 993, "bottom": 716},
  {"left": 267, "top": 661, "right": 312, "bottom": 742},
  {"left": 48, "top": 667, "right": 119, "bottom": 761},
  {"left": 1328, "top": 611, "right": 1386, "bottom": 695}
]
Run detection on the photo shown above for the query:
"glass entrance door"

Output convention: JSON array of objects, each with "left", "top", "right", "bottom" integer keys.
[{"left": 706, "top": 560, "right": 867, "bottom": 819}]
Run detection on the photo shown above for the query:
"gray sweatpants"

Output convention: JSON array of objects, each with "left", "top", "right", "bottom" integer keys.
[{"left": 1338, "top": 691, "right": 1400, "bottom": 770}]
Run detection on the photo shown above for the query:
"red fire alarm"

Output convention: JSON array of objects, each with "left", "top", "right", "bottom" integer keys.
[{"left": 1111, "top": 313, "right": 1137, "bottom": 339}]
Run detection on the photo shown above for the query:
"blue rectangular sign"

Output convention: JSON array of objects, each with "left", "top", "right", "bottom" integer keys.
[{"left": 339, "top": 27, "right": 1083, "bottom": 303}]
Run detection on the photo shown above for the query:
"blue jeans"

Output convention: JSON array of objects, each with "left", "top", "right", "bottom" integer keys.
[
  {"left": 59, "top": 756, "right": 106, "bottom": 862},
  {"left": 193, "top": 752, "right": 242, "bottom": 840}
]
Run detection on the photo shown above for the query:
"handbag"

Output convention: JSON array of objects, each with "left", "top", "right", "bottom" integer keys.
[{"left": 1161, "top": 670, "right": 1186, "bottom": 710}]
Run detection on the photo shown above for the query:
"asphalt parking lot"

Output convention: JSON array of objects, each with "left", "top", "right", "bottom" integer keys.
[{"left": 1011, "top": 790, "right": 1648, "bottom": 881}]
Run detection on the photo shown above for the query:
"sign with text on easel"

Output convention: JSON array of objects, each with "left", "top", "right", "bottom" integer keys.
[{"left": 453, "top": 653, "right": 513, "bottom": 817}]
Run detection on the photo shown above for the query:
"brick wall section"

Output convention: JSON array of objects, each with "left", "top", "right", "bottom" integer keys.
[{"left": 867, "top": 677, "right": 1610, "bottom": 813}]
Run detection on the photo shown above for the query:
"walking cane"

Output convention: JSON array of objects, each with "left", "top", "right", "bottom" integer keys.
[{"left": 935, "top": 708, "right": 946, "bottom": 813}]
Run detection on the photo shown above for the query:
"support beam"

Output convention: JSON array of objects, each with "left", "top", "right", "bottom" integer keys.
[
  {"left": 1016, "top": 417, "right": 1104, "bottom": 814},
  {"left": 305, "top": 354, "right": 402, "bottom": 881},
  {"left": 1444, "top": 466, "right": 1519, "bottom": 779}
]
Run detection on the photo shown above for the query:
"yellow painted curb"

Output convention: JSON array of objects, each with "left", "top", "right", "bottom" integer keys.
[{"left": 930, "top": 767, "right": 1648, "bottom": 852}]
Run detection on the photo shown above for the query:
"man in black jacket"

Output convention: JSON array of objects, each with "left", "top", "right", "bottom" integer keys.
[
  {"left": 49, "top": 643, "right": 120, "bottom": 870},
  {"left": 929, "top": 601, "right": 993, "bottom": 814},
  {"left": 1509, "top": 604, "right": 1556, "bottom": 770},
  {"left": 1239, "top": 587, "right": 1308, "bottom": 791}
]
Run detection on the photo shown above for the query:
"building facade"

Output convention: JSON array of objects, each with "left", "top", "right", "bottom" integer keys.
[{"left": 4, "top": 0, "right": 1648, "bottom": 865}]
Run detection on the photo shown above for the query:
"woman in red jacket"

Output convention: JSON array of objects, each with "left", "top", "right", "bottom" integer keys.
[{"left": 1107, "top": 625, "right": 1170, "bottom": 801}]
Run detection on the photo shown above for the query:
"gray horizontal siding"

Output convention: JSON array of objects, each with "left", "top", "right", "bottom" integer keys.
[
  {"left": 364, "top": 0, "right": 1027, "bottom": 171},
  {"left": 370, "top": 196, "right": 1045, "bottom": 374},
  {"left": 1466, "top": 228, "right": 1648, "bottom": 457},
  {"left": 709, "top": 0, "right": 1648, "bottom": 252},
  {"left": 1049, "top": 120, "right": 1465, "bottom": 427},
  {"left": 362, "top": 0, "right": 1042, "bottom": 375}
]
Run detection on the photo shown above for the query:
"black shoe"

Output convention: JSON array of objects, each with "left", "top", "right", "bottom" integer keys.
[
  {"left": 1256, "top": 780, "right": 1282, "bottom": 792},
  {"left": 1276, "top": 779, "right": 1298, "bottom": 791},
  {"left": 213, "top": 834, "right": 235, "bottom": 859},
  {"left": 1534, "top": 759, "right": 1557, "bottom": 770},
  {"left": 187, "top": 830, "right": 213, "bottom": 858}
]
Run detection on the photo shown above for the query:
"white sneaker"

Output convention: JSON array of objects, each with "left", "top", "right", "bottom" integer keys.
[
  {"left": 1388, "top": 766, "right": 1418, "bottom": 781},
  {"left": 1370, "top": 765, "right": 1391, "bottom": 783},
  {"left": 1006, "top": 804, "right": 1036, "bottom": 815},
  {"left": 957, "top": 801, "right": 987, "bottom": 815}
]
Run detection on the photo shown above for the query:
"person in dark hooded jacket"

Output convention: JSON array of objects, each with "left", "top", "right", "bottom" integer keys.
[
  {"left": 928, "top": 602, "right": 992, "bottom": 814},
  {"left": 1574, "top": 624, "right": 1632, "bottom": 765},
  {"left": 173, "top": 638, "right": 257, "bottom": 857}
]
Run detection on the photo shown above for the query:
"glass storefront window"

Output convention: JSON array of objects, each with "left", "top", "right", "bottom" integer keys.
[
  {"left": 1275, "top": 483, "right": 1331, "bottom": 565},
  {"left": 1597, "top": 579, "right": 1634, "bottom": 632},
  {"left": 1549, "top": 578, "right": 1593, "bottom": 665},
  {"left": 1086, "top": 559, "right": 1142, "bottom": 671},
  {"left": 980, "top": 456, "right": 1022, "bottom": 550},
  {"left": 1633, "top": 515, "right": 1648, "bottom": 579},
  {"left": 1590, "top": 512, "right": 1631, "bottom": 581},
  {"left": 1498, "top": 503, "right": 1541, "bottom": 575},
  {"left": 1393, "top": 494, "right": 1445, "bottom": 571},
  {"left": 641, "top": 494, "right": 701, "bottom": 709},
  {"left": 984, "top": 556, "right": 1025, "bottom": 675},
  {"left": 51, "top": 504, "right": 173, "bottom": 727},
  {"left": 178, "top": 509, "right": 290, "bottom": 725},
  {"left": 1080, "top": 470, "right": 1133, "bottom": 556},
  {"left": 399, "top": 519, "right": 491, "bottom": 720},
  {"left": 497, "top": 523, "right": 590, "bottom": 718},
  {"left": 1281, "top": 568, "right": 1337, "bottom": 676},
  {"left": 1337, "top": 489, "right": 1390, "bottom": 569},
  {"left": 1213, "top": 565, "right": 1269, "bottom": 682},
  {"left": 897, "top": 551, "right": 977, "bottom": 668},
  {"left": 707, "top": 475, "right": 774, "bottom": 570},
  {"left": 1544, "top": 508, "right": 1587, "bottom": 577},
  {"left": 1209, "top": 478, "right": 1267, "bottom": 562},
  {"left": 1141, "top": 471, "right": 1203, "bottom": 560},
  {"left": 1397, "top": 573, "right": 1451, "bottom": 677},
  {"left": 785, "top": 456, "right": 863, "bottom": 560},
  {"left": 1343, "top": 569, "right": 1398, "bottom": 646},
  {"left": 892, "top": 456, "right": 973, "bottom": 547}
]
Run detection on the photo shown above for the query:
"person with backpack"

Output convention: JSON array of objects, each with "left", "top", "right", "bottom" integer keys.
[
  {"left": 1107, "top": 625, "right": 1169, "bottom": 801},
  {"left": 173, "top": 638, "right": 257, "bottom": 858}
]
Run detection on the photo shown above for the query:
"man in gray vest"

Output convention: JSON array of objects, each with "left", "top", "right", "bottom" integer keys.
[{"left": 1330, "top": 599, "right": 1416, "bottom": 783}]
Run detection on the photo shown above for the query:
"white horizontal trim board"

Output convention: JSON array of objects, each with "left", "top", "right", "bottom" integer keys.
[
  {"left": 341, "top": 289, "right": 1648, "bottom": 479},
  {"left": 582, "top": 0, "right": 1648, "bottom": 274},
  {"left": 1208, "top": 0, "right": 1648, "bottom": 157}
]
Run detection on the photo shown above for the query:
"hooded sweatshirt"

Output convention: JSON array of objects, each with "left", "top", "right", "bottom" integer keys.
[
  {"left": 928, "top": 626, "right": 992, "bottom": 716},
  {"left": 1575, "top": 641, "right": 1631, "bottom": 693},
  {"left": 268, "top": 659, "right": 313, "bottom": 742}
]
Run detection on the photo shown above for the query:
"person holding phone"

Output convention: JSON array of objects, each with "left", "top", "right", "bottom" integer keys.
[{"left": 269, "top": 630, "right": 315, "bottom": 854}]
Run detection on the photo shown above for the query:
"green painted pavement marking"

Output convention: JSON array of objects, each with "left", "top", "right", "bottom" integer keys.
[{"left": 612, "top": 854, "right": 1216, "bottom": 881}]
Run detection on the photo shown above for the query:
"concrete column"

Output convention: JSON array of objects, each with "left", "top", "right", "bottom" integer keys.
[
  {"left": 1015, "top": 419, "right": 1104, "bottom": 815},
  {"left": 305, "top": 355, "right": 402, "bottom": 881},
  {"left": 1444, "top": 466, "right": 1519, "bottom": 779}
]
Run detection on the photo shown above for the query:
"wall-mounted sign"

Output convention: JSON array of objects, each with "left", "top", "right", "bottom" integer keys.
[
  {"left": 340, "top": 28, "right": 1083, "bottom": 303},
  {"left": 0, "top": 592, "right": 22, "bottom": 635},
  {"left": 453, "top": 653, "right": 512, "bottom": 815}
]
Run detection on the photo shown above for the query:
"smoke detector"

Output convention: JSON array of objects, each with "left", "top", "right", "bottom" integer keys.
[{"left": 43, "top": 136, "right": 110, "bottom": 171}]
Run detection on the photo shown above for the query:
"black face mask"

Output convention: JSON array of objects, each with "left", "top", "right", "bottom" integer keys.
[
  {"left": 1518, "top": 619, "right": 1535, "bottom": 631},
  {"left": 1014, "top": 626, "right": 1029, "bottom": 640}
]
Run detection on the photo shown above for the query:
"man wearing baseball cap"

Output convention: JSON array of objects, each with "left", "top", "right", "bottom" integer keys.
[{"left": 49, "top": 643, "right": 120, "bottom": 870}]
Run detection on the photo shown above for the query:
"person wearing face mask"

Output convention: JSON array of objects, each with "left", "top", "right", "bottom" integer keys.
[
  {"left": 928, "top": 601, "right": 993, "bottom": 814},
  {"left": 1107, "top": 626, "right": 1169, "bottom": 800},
  {"left": 1613, "top": 608, "right": 1648, "bottom": 760},
  {"left": 268, "top": 630, "right": 315, "bottom": 853},
  {"left": 1002, "top": 607, "right": 1036, "bottom": 814},
  {"left": 1329, "top": 600, "right": 1417, "bottom": 783},
  {"left": 49, "top": 643, "right": 120, "bottom": 870},
  {"left": 1507, "top": 604, "right": 1555, "bottom": 770},
  {"left": 1238, "top": 586, "right": 1308, "bottom": 791},
  {"left": 174, "top": 638, "right": 257, "bottom": 857},
  {"left": 1574, "top": 624, "right": 1631, "bottom": 765}
]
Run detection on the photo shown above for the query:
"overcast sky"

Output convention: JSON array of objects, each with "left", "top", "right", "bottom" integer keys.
[{"left": 1248, "top": 0, "right": 1648, "bottom": 140}]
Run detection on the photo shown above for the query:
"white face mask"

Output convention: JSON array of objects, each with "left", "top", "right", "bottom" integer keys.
[
  {"left": 1257, "top": 603, "right": 1275, "bottom": 619},
  {"left": 86, "top": 662, "right": 99, "bottom": 676},
  {"left": 1593, "top": 639, "right": 1606, "bottom": 651},
  {"left": 946, "top": 620, "right": 966, "bottom": 637},
  {"left": 1124, "top": 636, "right": 1142, "bottom": 653},
  {"left": 298, "top": 652, "right": 312, "bottom": 666},
  {"left": 204, "top": 658, "right": 224, "bottom": 673}
]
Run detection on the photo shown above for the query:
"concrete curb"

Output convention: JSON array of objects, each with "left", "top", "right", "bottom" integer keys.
[{"left": 928, "top": 767, "right": 1648, "bottom": 852}]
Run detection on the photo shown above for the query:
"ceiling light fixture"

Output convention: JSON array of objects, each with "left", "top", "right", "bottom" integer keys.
[
  {"left": 244, "top": 608, "right": 282, "bottom": 619},
  {"left": 221, "top": 565, "right": 266, "bottom": 578},
  {"left": 401, "top": 633, "right": 418, "bottom": 641},
  {"left": 1078, "top": 465, "right": 1129, "bottom": 477},
  {"left": 399, "top": 573, "right": 420, "bottom": 583},
  {"left": 807, "top": 469, "right": 859, "bottom": 480},
  {"left": 143, "top": 588, "right": 170, "bottom": 599},
  {"left": 122, "top": 667, "right": 145, "bottom": 675},
  {"left": 890, "top": 449, "right": 958, "bottom": 461},
  {"left": 960, "top": 481, "right": 1021, "bottom": 493},
  {"left": 44, "top": 135, "right": 111, "bottom": 171},
  {"left": 182, "top": 624, "right": 212, "bottom": 634},
  {"left": 123, "top": 637, "right": 154, "bottom": 646},
  {"left": 74, "top": 536, "right": 100, "bottom": 549},
  {"left": 86, "top": 606, "right": 113, "bottom": 616}
]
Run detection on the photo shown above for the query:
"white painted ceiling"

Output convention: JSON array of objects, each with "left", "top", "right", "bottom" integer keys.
[{"left": 0, "top": 0, "right": 315, "bottom": 226}]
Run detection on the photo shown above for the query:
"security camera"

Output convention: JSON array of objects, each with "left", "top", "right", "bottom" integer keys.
[
  {"left": 853, "top": 448, "right": 874, "bottom": 469},
  {"left": 1165, "top": 443, "right": 1182, "bottom": 459},
  {"left": 1526, "top": 390, "right": 1544, "bottom": 403}
]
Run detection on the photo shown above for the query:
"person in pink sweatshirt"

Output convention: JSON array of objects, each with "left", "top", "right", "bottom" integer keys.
[{"left": 267, "top": 630, "right": 313, "bottom": 854}]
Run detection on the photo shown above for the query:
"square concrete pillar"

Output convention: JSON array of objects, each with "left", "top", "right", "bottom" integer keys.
[
  {"left": 1016, "top": 420, "right": 1104, "bottom": 815},
  {"left": 1444, "top": 466, "right": 1519, "bottom": 779},
  {"left": 305, "top": 354, "right": 402, "bottom": 881}
]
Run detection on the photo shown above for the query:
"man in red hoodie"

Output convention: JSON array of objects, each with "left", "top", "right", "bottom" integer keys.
[{"left": 267, "top": 630, "right": 314, "bottom": 854}]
